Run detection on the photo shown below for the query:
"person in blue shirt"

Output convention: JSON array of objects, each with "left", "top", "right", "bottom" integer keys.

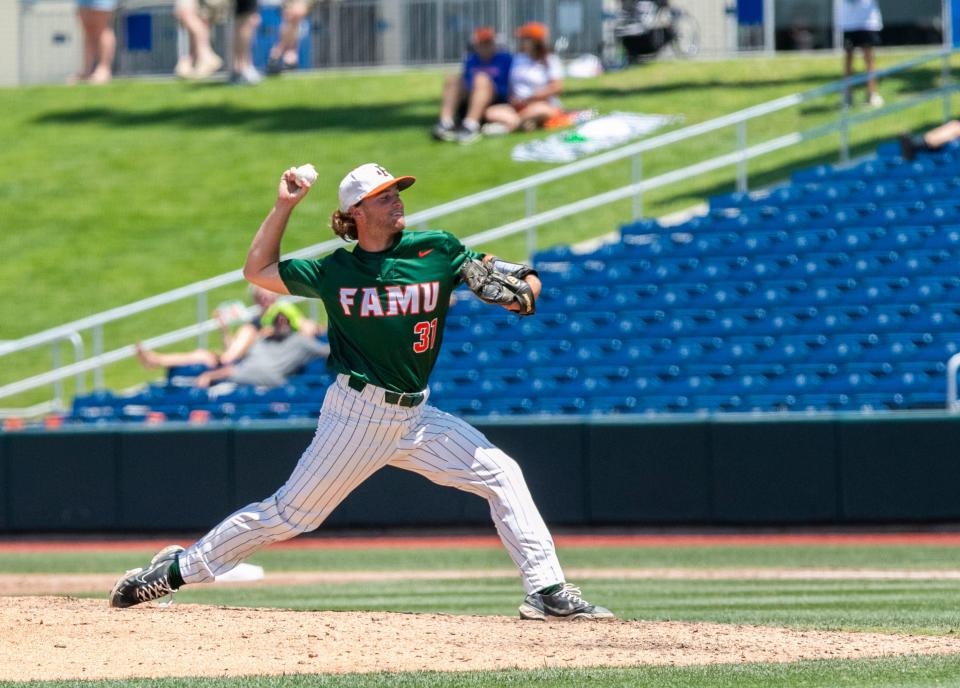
[{"left": 432, "top": 26, "right": 512, "bottom": 145}]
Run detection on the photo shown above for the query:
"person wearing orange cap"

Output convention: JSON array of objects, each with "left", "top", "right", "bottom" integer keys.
[
  {"left": 433, "top": 26, "right": 513, "bottom": 145},
  {"left": 482, "top": 21, "right": 564, "bottom": 134}
]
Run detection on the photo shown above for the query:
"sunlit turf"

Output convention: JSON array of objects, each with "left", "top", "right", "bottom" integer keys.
[
  {"left": 3, "top": 543, "right": 960, "bottom": 574},
  {"left": 7, "top": 653, "right": 960, "bottom": 687}
]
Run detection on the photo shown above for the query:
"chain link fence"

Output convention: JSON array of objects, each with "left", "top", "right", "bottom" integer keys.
[{"left": 14, "top": 0, "right": 608, "bottom": 83}]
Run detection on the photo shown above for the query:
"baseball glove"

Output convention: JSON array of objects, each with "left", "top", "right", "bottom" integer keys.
[{"left": 460, "top": 258, "right": 536, "bottom": 316}]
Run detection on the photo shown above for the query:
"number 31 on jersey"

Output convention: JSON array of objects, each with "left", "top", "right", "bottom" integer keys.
[{"left": 413, "top": 318, "right": 438, "bottom": 353}]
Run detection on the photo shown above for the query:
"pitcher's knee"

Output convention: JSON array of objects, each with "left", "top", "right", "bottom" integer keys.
[{"left": 272, "top": 493, "right": 324, "bottom": 536}]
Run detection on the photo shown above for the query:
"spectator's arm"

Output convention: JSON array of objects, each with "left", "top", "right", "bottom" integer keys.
[
  {"left": 529, "top": 79, "right": 563, "bottom": 102},
  {"left": 297, "top": 318, "right": 322, "bottom": 338},
  {"left": 219, "top": 323, "right": 258, "bottom": 365}
]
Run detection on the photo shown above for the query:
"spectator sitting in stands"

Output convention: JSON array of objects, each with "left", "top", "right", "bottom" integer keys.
[
  {"left": 432, "top": 26, "right": 513, "bottom": 145},
  {"left": 482, "top": 22, "right": 564, "bottom": 135},
  {"left": 899, "top": 121, "right": 960, "bottom": 161}
]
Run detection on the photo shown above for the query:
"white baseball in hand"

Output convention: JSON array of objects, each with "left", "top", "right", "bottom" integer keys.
[{"left": 293, "top": 163, "right": 318, "bottom": 187}]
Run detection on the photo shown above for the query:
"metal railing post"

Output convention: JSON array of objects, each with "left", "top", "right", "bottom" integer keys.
[
  {"left": 736, "top": 120, "right": 748, "bottom": 192},
  {"left": 525, "top": 187, "right": 538, "bottom": 259},
  {"left": 93, "top": 325, "right": 104, "bottom": 391},
  {"left": 839, "top": 94, "right": 850, "bottom": 164},
  {"left": 631, "top": 153, "right": 643, "bottom": 219},
  {"left": 51, "top": 342, "right": 63, "bottom": 410},
  {"left": 197, "top": 291, "right": 208, "bottom": 349},
  {"left": 68, "top": 332, "right": 85, "bottom": 396},
  {"left": 943, "top": 52, "right": 953, "bottom": 122}
]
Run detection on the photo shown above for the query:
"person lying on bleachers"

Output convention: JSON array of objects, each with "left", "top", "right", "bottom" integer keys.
[
  {"left": 191, "top": 304, "right": 328, "bottom": 388},
  {"left": 899, "top": 120, "right": 960, "bottom": 161},
  {"left": 136, "top": 285, "right": 278, "bottom": 371},
  {"left": 136, "top": 288, "right": 326, "bottom": 388}
]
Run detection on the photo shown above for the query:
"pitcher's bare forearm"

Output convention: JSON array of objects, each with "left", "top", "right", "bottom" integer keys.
[
  {"left": 243, "top": 168, "right": 313, "bottom": 294},
  {"left": 243, "top": 203, "right": 294, "bottom": 293}
]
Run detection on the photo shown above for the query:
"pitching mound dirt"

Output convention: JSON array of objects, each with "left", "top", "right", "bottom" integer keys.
[{"left": 4, "top": 596, "right": 960, "bottom": 681}]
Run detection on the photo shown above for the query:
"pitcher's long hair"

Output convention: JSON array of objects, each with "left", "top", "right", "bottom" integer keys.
[{"left": 330, "top": 209, "right": 358, "bottom": 241}]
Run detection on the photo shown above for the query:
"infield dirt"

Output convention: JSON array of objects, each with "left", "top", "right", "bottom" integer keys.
[{"left": 5, "top": 596, "right": 960, "bottom": 681}]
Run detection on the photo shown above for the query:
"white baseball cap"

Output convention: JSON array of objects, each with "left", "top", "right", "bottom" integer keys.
[{"left": 338, "top": 163, "right": 416, "bottom": 213}]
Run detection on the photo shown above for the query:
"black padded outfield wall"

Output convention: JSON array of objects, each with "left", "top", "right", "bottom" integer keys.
[{"left": 2, "top": 412, "right": 960, "bottom": 532}]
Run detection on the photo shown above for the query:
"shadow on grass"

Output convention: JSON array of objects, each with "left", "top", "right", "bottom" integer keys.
[
  {"left": 33, "top": 100, "right": 437, "bottom": 132},
  {"left": 572, "top": 67, "right": 943, "bottom": 101}
]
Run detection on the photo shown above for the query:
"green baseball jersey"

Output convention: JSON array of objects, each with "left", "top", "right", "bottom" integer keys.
[{"left": 278, "top": 230, "right": 483, "bottom": 394}]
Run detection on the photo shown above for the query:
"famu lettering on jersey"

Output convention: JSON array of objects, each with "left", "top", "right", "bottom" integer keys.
[
  {"left": 278, "top": 230, "right": 483, "bottom": 393},
  {"left": 338, "top": 282, "right": 441, "bottom": 318}
]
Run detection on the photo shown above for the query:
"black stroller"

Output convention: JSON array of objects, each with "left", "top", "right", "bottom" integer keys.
[{"left": 614, "top": 0, "right": 700, "bottom": 62}]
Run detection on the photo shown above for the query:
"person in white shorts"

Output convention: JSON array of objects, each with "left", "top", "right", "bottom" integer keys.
[
  {"left": 483, "top": 22, "right": 564, "bottom": 134},
  {"left": 840, "top": 0, "right": 884, "bottom": 107}
]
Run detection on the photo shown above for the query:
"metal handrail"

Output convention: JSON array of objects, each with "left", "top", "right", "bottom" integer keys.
[{"left": 3, "top": 48, "right": 957, "bottom": 411}]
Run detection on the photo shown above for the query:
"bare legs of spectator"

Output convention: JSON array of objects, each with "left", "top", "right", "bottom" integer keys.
[
  {"left": 230, "top": 11, "right": 263, "bottom": 85},
  {"left": 924, "top": 120, "right": 960, "bottom": 148},
  {"left": 135, "top": 344, "right": 221, "bottom": 370},
  {"left": 862, "top": 46, "right": 882, "bottom": 107},
  {"left": 74, "top": 7, "right": 116, "bottom": 84},
  {"left": 484, "top": 100, "right": 559, "bottom": 134},
  {"left": 843, "top": 46, "right": 882, "bottom": 107},
  {"left": 267, "top": 0, "right": 308, "bottom": 74},
  {"left": 174, "top": 4, "right": 223, "bottom": 79},
  {"left": 843, "top": 48, "right": 855, "bottom": 106},
  {"left": 434, "top": 72, "right": 496, "bottom": 144}
]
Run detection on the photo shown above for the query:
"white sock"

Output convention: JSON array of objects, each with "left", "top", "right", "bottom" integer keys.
[
  {"left": 462, "top": 118, "right": 479, "bottom": 132},
  {"left": 440, "top": 117, "right": 454, "bottom": 129}
]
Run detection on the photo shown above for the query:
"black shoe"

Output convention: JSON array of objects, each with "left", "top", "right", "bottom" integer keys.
[
  {"left": 266, "top": 57, "right": 284, "bottom": 76},
  {"left": 899, "top": 133, "right": 923, "bottom": 162},
  {"left": 519, "top": 583, "right": 615, "bottom": 621},
  {"left": 109, "top": 545, "right": 184, "bottom": 608},
  {"left": 431, "top": 122, "right": 457, "bottom": 142}
]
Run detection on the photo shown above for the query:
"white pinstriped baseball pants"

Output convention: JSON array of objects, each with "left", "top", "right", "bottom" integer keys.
[{"left": 179, "top": 374, "right": 566, "bottom": 593}]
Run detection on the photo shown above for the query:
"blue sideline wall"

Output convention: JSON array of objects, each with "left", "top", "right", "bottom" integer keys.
[{"left": 2, "top": 412, "right": 960, "bottom": 532}]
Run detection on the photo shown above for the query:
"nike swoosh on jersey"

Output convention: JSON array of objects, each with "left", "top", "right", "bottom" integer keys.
[{"left": 418, "top": 249, "right": 434, "bottom": 257}]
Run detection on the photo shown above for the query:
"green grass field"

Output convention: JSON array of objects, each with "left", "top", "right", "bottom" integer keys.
[
  {"left": 3, "top": 49, "right": 958, "bottom": 408},
  {"left": 8, "top": 657, "right": 960, "bottom": 688},
  {"left": 5, "top": 541, "right": 960, "bottom": 685}
]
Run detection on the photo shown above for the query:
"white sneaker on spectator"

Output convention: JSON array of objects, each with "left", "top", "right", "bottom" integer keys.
[
  {"left": 432, "top": 121, "right": 457, "bottom": 142},
  {"left": 230, "top": 65, "right": 263, "bottom": 86},
  {"left": 456, "top": 126, "right": 482, "bottom": 145},
  {"left": 481, "top": 122, "right": 510, "bottom": 136}
]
